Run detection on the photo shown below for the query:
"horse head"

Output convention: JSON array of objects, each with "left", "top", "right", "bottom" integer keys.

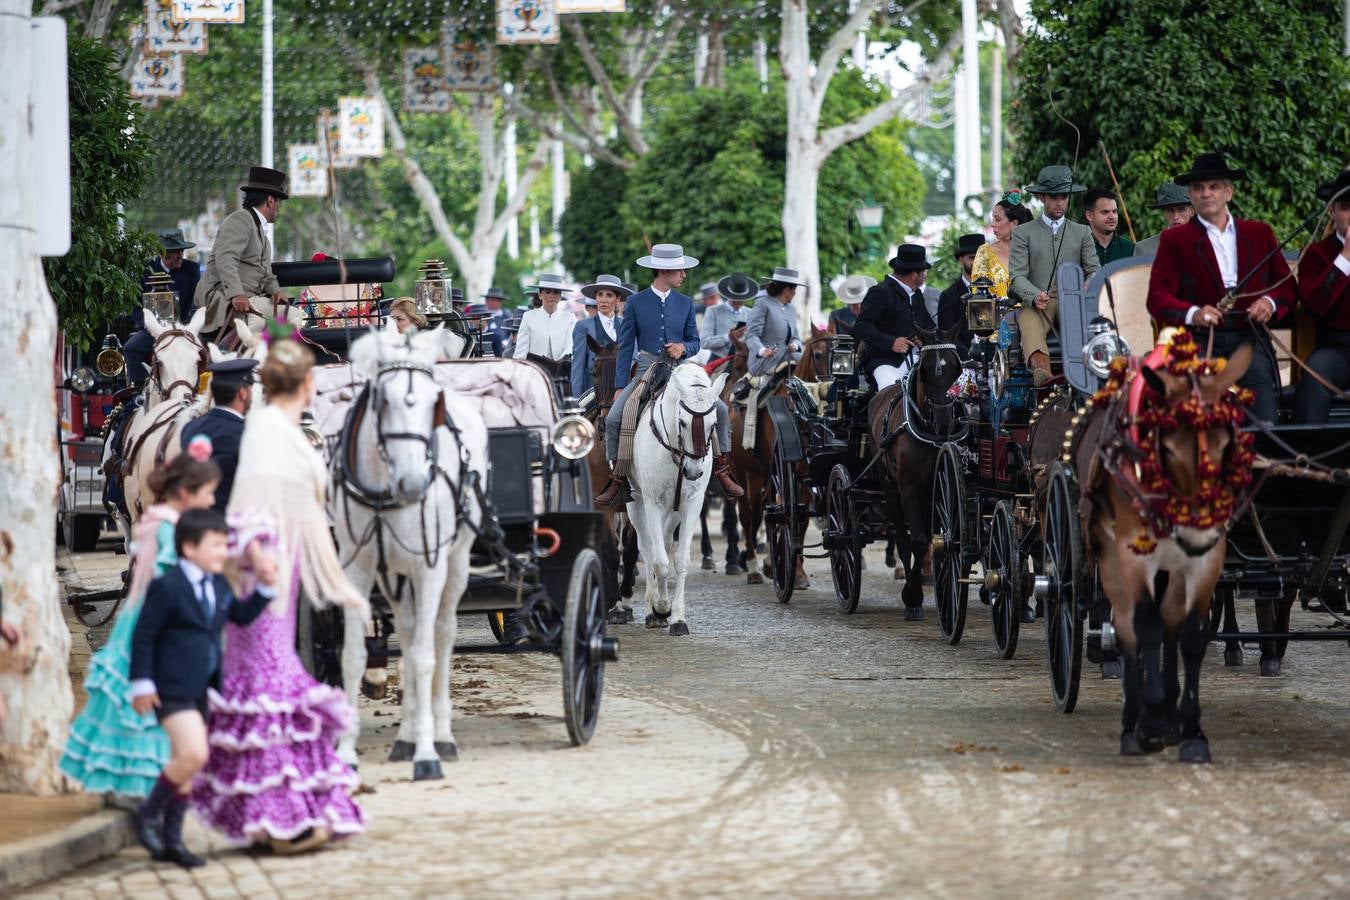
[
  {"left": 661, "top": 363, "right": 724, "bottom": 482},
  {"left": 589, "top": 335, "right": 619, "bottom": 406},
  {"left": 797, "top": 332, "right": 833, "bottom": 383},
  {"left": 145, "top": 307, "right": 209, "bottom": 404},
  {"left": 913, "top": 323, "right": 965, "bottom": 436},
  {"left": 349, "top": 322, "right": 447, "bottom": 505}
]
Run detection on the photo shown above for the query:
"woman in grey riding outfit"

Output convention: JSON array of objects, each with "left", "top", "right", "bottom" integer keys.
[{"left": 745, "top": 267, "right": 805, "bottom": 378}]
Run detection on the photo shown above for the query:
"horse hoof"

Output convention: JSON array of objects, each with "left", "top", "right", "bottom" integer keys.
[
  {"left": 644, "top": 613, "right": 668, "bottom": 629},
  {"left": 1223, "top": 647, "right": 1244, "bottom": 667},
  {"left": 1259, "top": 657, "right": 1281, "bottom": 677},
  {"left": 893, "top": 567, "right": 904, "bottom": 581},
  {"left": 1020, "top": 605, "right": 1038, "bottom": 624},
  {"left": 607, "top": 607, "right": 632, "bottom": 625},
  {"left": 701, "top": 556, "right": 715, "bottom": 571},
  {"left": 904, "top": 606, "right": 924, "bottom": 622},
  {"left": 1178, "top": 738, "right": 1212, "bottom": 764},
  {"left": 434, "top": 741, "right": 458, "bottom": 761},
  {"left": 795, "top": 575, "right": 810, "bottom": 590},
  {"left": 668, "top": 621, "right": 690, "bottom": 636},
  {"left": 388, "top": 740, "right": 415, "bottom": 763},
  {"left": 1120, "top": 733, "right": 1145, "bottom": 756},
  {"left": 413, "top": 759, "right": 444, "bottom": 781},
  {"left": 746, "top": 572, "right": 764, "bottom": 585},
  {"left": 360, "top": 678, "right": 388, "bottom": 701},
  {"left": 1133, "top": 726, "right": 1166, "bottom": 755},
  {"left": 1100, "top": 658, "right": 1123, "bottom": 680},
  {"left": 724, "top": 562, "right": 745, "bottom": 575}
]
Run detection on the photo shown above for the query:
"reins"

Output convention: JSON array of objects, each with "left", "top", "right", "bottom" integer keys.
[
  {"left": 648, "top": 380, "right": 717, "bottom": 513},
  {"left": 150, "top": 328, "right": 208, "bottom": 401}
]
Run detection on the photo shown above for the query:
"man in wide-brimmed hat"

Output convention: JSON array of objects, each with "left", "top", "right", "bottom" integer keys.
[
  {"left": 126, "top": 229, "right": 203, "bottom": 385},
  {"left": 702, "top": 272, "right": 757, "bottom": 356},
  {"left": 853, "top": 243, "right": 931, "bottom": 389},
  {"left": 571, "top": 274, "right": 630, "bottom": 399},
  {"left": 1293, "top": 165, "right": 1350, "bottom": 423},
  {"left": 596, "top": 243, "right": 744, "bottom": 506},
  {"left": 917, "top": 233, "right": 981, "bottom": 354},
  {"left": 1148, "top": 152, "right": 1294, "bottom": 423},
  {"left": 828, "top": 274, "right": 874, "bottom": 336},
  {"left": 1133, "top": 181, "right": 1193, "bottom": 259},
  {"left": 746, "top": 267, "right": 806, "bottom": 377},
  {"left": 513, "top": 273, "right": 575, "bottom": 364},
  {"left": 1010, "top": 164, "right": 1101, "bottom": 386},
  {"left": 194, "top": 166, "right": 290, "bottom": 343}
]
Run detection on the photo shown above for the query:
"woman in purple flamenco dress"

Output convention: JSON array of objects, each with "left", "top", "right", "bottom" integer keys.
[{"left": 192, "top": 338, "right": 371, "bottom": 854}]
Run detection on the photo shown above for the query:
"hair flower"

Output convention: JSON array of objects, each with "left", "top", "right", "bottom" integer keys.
[{"left": 186, "top": 434, "right": 214, "bottom": 462}]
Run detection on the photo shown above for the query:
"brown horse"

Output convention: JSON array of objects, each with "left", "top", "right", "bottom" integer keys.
[
  {"left": 867, "top": 325, "right": 965, "bottom": 618},
  {"left": 1074, "top": 338, "right": 1252, "bottom": 761}
]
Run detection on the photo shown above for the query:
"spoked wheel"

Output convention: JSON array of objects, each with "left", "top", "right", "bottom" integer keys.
[
  {"left": 988, "top": 501, "right": 1025, "bottom": 660},
  {"left": 488, "top": 611, "right": 509, "bottom": 645},
  {"left": 562, "top": 548, "right": 617, "bottom": 746},
  {"left": 1040, "top": 463, "right": 1085, "bottom": 713},
  {"left": 931, "top": 442, "right": 971, "bottom": 644},
  {"left": 767, "top": 440, "right": 800, "bottom": 605},
  {"left": 826, "top": 464, "right": 862, "bottom": 614}
]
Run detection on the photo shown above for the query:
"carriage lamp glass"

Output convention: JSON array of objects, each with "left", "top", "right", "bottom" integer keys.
[
  {"left": 70, "top": 367, "right": 96, "bottom": 393},
  {"left": 551, "top": 414, "right": 595, "bottom": 460},
  {"left": 964, "top": 276, "right": 998, "bottom": 335},
  {"left": 95, "top": 334, "right": 125, "bottom": 378},
  {"left": 1082, "top": 332, "right": 1131, "bottom": 379},
  {"left": 415, "top": 259, "right": 452, "bottom": 315},
  {"left": 141, "top": 271, "right": 177, "bottom": 324},
  {"left": 829, "top": 336, "right": 856, "bottom": 377}
]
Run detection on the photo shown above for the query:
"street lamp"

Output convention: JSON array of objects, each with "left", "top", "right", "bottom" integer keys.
[{"left": 854, "top": 200, "right": 885, "bottom": 233}]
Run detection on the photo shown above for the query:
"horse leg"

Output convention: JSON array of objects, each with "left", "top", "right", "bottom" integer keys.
[
  {"left": 699, "top": 497, "right": 715, "bottom": 571},
  {"left": 739, "top": 490, "right": 763, "bottom": 585},
  {"left": 409, "top": 575, "right": 444, "bottom": 781},
  {"left": 899, "top": 488, "right": 927, "bottom": 618},
  {"left": 1119, "top": 642, "right": 1146, "bottom": 755},
  {"left": 432, "top": 545, "right": 469, "bottom": 761},
  {"left": 1162, "top": 626, "right": 1181, "bottom": 747},
  {"left": 616, "top": 523, "right": 639, "bottom": 620},
  {"left": 1256, "top": 588, "right": 1294, "bottom": 676},
  {"left": 388, "top": 586, "right": 417, "bottom": 763},
  {"left": 668, "top": 501, "right": 700, "bottom": 635},
  {"left": 337, "top": 560, "right": 376, "bottom": 770},
  {"left": 722, "top": 497, "right": 743, "bottom": 574},
  {"left": 1274, "top": 586, "right": 1295, "bottom": 664},
  {"left": 1176, "top": 608, "right": 1212, "bottom": 763},
  {"left": 1132, "top": 587, "right": 1169, "bottom": 753},
  {"left": 637, "top": 503, "right": 670, "bottom": 626},
  {"left": 885, "top": 538, "right": 897, "bottom": 572},
  {"left": 1216, "top": 587, "right": 1242, "bottom": 667}
]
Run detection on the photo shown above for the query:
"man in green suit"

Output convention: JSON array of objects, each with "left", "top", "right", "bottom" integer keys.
[
  {"left": 1010, "top": 164, "right": 1102, "bottom": 386},
  {"left": 194, "top": 166, "right": 290, "bottom": 343},
  {"left": 1132, "top": 181, "right": 1194, "bottom": 258}
]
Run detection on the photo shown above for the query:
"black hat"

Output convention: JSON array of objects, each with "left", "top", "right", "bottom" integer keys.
[
  {"left": 1173, "top": 152, "right": 1246, "bottom": 185},
  {"left": 158, "top": 228, "right": 196, "bottom": 251},
  {"left": 207, "top": 358, "right": 258, "bottom": 388},
  {"left": 239, "top": 165, "right": 289, "bottom": 199},
  {"left": 483, "top": 287, "right": 508, "bottom": 302},
  {"left": 451, "top": 287, "right": 465, "bottom": 305},
  {"left": 889, "top": 243, "right": 932, "bottom": 273},
  {"left": 717, "top": 272, "right": 759, "bottom": 301},
  {"left": 1316, "top": 164, "right": 1350, "bottom": 202},
  {"left": 954, "top": 233, "right": 985, "bottom": 259}
]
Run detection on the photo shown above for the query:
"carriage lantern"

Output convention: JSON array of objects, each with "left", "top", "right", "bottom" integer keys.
[
  {"left": 141, "top": 271, "right": 178, "bottom": 324},
  {"left": 415, "top": 259, "right": 452, "bottom": 316},
  {"left": 1082, "top": 316, "right": 1131, "bottom": 380},
  {"left": 829, "top": 334, "right": 856, "bottom": 377},
  {"left": 964, "top": 276, "right": 998, "bottom": 336},
  {"left": 95, "top": 334, "right": 125, "bottom": 379}
]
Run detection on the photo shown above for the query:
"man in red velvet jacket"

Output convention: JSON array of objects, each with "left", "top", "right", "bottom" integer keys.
[
  {"left": 1147, "top": 152, "right": 1294, "bottom": 423},
  {"left": 1294, "top": 166, "right": 1350, "bottom": 423}
]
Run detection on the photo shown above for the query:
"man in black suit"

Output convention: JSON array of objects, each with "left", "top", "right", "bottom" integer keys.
[
  {"left": 181, "top": 359, "right": 256, "bottom": 513},
  {"left": 853, "top": 244, "right": 931, "bottom": 389},
  {"left": 915, "top": 233, "right": 981, "bottom": 355},
  {"left": 129, "top": 509, "right": 275, "bottom": 868}
]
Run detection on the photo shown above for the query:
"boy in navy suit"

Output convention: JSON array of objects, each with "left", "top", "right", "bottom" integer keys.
[{"left": 129, "top": 509, "right": 277, "bottom": 867}]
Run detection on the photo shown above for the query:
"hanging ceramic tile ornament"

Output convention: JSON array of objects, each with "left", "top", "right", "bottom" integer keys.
[
  {"left": 287, "top": 144, "right": 327, "bottom": 198},
  {"left": 496, "top": 0, "right": 559, "bottom": 45},
  {"left": 557, "top": 0, "right": 624, "bottom": 11},
  {"left": 317, "top": 110, "right": 358, "bottom": 169},
  {"left": 441, "top": 27, "right": 496, "bottom": 92},
  {"left": 402, "top": 47, "right": 451, "bottom": 113},
  {"left": 130, "top": 52, "right": 185, "bottom": 98},
  {"left": 144, "top": 0, "right": 208, "bottom": 54},
  {"left": 171, "top": 0, "right": 243, "bottom": 24},
  {"left": 338, "top": 96, "right": 384, "bottom": 157}
]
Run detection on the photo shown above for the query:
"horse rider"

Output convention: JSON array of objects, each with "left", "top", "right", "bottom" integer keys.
[
  {"left": 828, "top": 274, "right": 874, "bottom": 337},
  {"left": 1293, "top": 164, "right": 1350, "bottom": 424},
  {"left": 701, "top": 273, "right": 755, "bottom": 358},
  {"left": 595, "top": 243, "right": 745, "bottom": 507},
  {"left": 745, "top": 267, "right": 805, "bottom": 378},
  {"left": 920, "top": 233, "right": 982, "bottom": 355},
  {"left": 853, "top": 243, "right": 930, "bottom": 390},
  {"left": 194, "top": 166, "right": 290, "bottom": 345},
  {"left": 571, "top": 274, "right": 629, "bottom": 399},
  {"left": 1010, "top": 164, "right": 1101, "bottom": 386},
  {"left": 513, "top": 273, "right": 576, "bottom": 388},
  {"left": 695, "top": 282, "right": 720, "bottom": 328},
  {"left": 1133, "top": 181, "right": 1194, "bottom": 259},
  {"left": 127, "top": 229, "right": 202, "bottom": 387},
  {"left": 1147, "top": 152, "right": 1294, "bottom": 424},
  {"left": 180, "top": 358, "right": 257, "bottom": 513}
]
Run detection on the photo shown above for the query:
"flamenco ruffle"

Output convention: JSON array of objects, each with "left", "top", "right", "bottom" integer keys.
[
  {"left": 192, "top": 789, "right": 366, "bottom": 846},
  {"left": 204, "top": 684, "right": 352, "bottom": 751}
]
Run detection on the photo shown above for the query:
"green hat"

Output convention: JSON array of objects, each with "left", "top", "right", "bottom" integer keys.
[
  {"left": 158, "top": 228, "right": 195, "bottom": 251},
  {"left": 1026, "top": 164, "right": 1085, "bottom": 195},
  {"left": 1148, "top": 181, "right": 1191, "bottom": 209}
]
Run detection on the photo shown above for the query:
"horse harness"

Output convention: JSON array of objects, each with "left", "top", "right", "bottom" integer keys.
[
  {"left": 881, "top": 343, "right": 968, "bottom": 449},
  {"left": 150, "top": 328, "right": 209, "bottom": 401}
]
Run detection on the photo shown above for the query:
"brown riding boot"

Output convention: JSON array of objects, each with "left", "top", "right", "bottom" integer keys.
[
  {"left": 595, "top": 474, "right": 630, "bottom": 508},
  {"left": 1029, "top": 351, "right": 1052, "bottom": 387},
  {"left": 713, "top": 453, "right": 745, "bottom": 499}
]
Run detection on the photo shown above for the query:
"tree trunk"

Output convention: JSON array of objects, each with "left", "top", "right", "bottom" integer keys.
[
  {"left": 701, "top": 18, "right": 726, "bottom": 88},
  {"left": 782, "top": 143, "right": 824, "bottom": 333},
  {"left": 0, "top": 0, "right": 72, "bottom": 795}
]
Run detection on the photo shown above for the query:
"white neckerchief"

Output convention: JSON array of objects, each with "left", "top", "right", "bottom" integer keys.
[
  {"left": 1042, "top": 213, "right": 1064, "bottom": 235},
  {"left": 1199, "top": 212, "right": 1239, "bottom": 288},
  {"left": 598, "top": 313, "right": 616, "bottom": 341}
]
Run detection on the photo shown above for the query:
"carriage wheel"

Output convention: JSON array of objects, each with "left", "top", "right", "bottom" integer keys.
[
  {"left": 827, "top": 464, "right": 862, "bottom": 614},
  {"left": 562, "top": 548, "right": 612, "bottom": 746},
  {"left": 932, "top": 442, "right": 970, "bottom": 645},
  {"left": 1041, "top": 463, "right": 1085, "bottom": 713},
  {"left": 488, "top": 611, "right": 509, "bottom": 645},
  {"left": 767, "top": 439, "right": 800, "bottom": 605},
  {"left": 988, "top": 501, "right": 1024, "bottom": 660}
]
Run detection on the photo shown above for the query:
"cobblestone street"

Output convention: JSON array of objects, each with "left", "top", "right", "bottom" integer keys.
[{"left": 26, "top": 530, "right": 1350, "bottom": 898}]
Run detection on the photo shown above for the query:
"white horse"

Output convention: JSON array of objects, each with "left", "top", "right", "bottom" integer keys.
[
  {"left": 620, "top": 362, "right": 728, "bottom": 635},
  {"left": 332, "top": 322, "right": 488, "bottom": 781}
]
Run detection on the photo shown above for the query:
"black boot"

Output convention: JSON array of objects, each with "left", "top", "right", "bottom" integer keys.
[
  {"left": 160, "top": 795, "right": 205, "bottom": 868},
  {"left": 132, "top": 774, "right": 176, "bottom": 858}
]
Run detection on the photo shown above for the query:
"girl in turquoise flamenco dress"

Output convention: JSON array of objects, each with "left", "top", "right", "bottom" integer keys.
[{"left": 60, "top": 437, "right": 222, "bottom": 799}]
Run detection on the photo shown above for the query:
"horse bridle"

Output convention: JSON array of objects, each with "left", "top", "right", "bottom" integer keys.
[
  {"left": 902, "top": 342, "right": 968, "bottom": 446},
  {"left": 650, "top": 387, "right": 717, "bottom": 512},
  {"left": 150, "top": 328, "right": 209, "bottom": 400},
  {"left": 365, "top": 360, "right": 448, "bottom": 503}
]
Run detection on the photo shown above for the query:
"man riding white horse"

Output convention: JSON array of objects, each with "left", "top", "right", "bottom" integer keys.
[{"left": 595, "top": 243, "right": 744, "bottom": 507}]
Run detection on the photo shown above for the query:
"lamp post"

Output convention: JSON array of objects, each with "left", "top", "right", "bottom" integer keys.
[{"left": 846, "top": 199, "right": 884, "bottom": 275}]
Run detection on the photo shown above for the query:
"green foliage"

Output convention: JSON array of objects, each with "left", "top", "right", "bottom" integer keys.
[
  {"left": 558, "top": 159, "right": 642, "bottom": 283},
  {"left": 44, "top": 37, "right": 158, "bottom": 350},
  {"left": 1011, "top": 0, "right": 1350, "bottom": 239}
]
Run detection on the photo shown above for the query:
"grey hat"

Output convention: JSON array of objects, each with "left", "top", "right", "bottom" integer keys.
[
  {"left": 530, "top": 273, "right": 567, "bottom": 292},
  {"left": 1026, "top": 164, "right": 1085, "bottom": 195},
  {"left": 835, "top": 274, "right": 876, "bottom": 305},
  {"left": 636, "top": 242, "right": 699, "bottom": 270},
  {"left": 580, "top": 273, "right": 633, "bottom": 300},
  {"left": 1148, "top": 181, "right": 1191, "bottom": 209},
  {"left": 698, "top": 282, "right": 719, "bottom": 299},
  {"left": 159, "top": 228, "right": 196, "bottom": 251},
  {"left": 583, "top": 295, "right": 598, "bottom": 308},
  {"left": 763, "top": 266, "right": 808, "bottom": 287}
]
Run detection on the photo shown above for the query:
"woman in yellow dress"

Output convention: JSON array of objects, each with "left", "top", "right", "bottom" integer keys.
[{"left": 972, "top": 191, "right": 1033, "bottom": 298}]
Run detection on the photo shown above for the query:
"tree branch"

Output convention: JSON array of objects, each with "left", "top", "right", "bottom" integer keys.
[
  {"left": 813, "top": 0, "right": 881, "bottom": 92},
  {"left": 623, "top": 8, "right": 690, "bottom": 106},
  {"left": 491, "top": 137, "right": 551, "bottom": 245},
  {"left": 563, "top": 17, "right": 648, "bottom": 155},
  {"left": 39, "top": 0, "right": 86, "bottom": 14},
  {"left": 503, "top": 91, "right": 634, "bottom": 170}
]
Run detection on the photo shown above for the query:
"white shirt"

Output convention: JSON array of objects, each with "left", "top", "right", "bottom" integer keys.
[
  {"left": 513, "top": 305, "right": 576, "bottom": 360},
  {"left": 1042, "top": 214, "right": 1064, "bottom": 235},
  {"left": 597, "top": 313, "right": 617, "bottom": 341},
  {"left": 1200, "top": 213, "right": 1239, "bottom": 288},
  {"left": 249, "top": 207, "right": 274, "bottom": 263},
  {"left": 1334, "top": 230, "right": 1350, "bottom": 277}
]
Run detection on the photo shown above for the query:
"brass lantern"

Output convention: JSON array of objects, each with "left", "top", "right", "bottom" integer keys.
[
  {"left": 141, "top": 271, "right": 178, "bottom": 324},
  {"left": 829, "top": 334, "right": 856, "bottom": 377},
  {"left": 415, "top": 259, "right": 452, "bottom": 317},
  {"left": 964, "top": 275, "right": 998, "bottom": 336},
  {"left": 95, "top": 334, "right": 125, "bottom": 378}
]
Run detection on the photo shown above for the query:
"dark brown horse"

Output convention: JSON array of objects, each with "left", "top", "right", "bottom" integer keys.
[{"left": 867, "top": 325, "right": 966, "bottom": 618}]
